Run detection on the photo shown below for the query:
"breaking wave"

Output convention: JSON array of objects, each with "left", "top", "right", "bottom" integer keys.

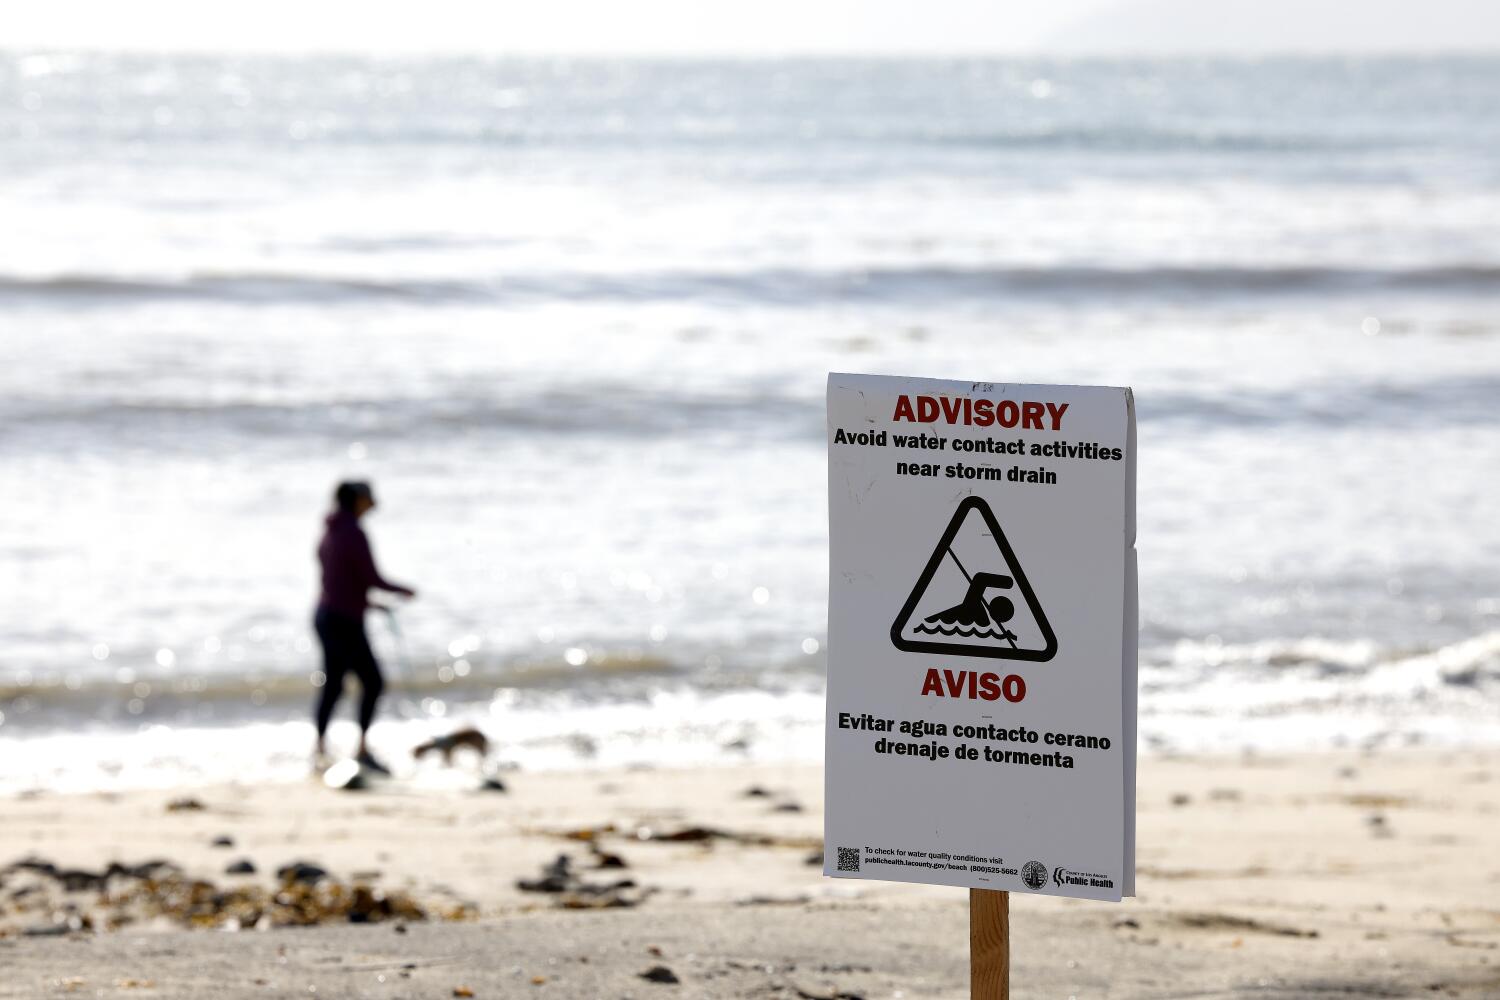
[{"left": 5, "top": 263, "right": 1500, "bottom": 307}]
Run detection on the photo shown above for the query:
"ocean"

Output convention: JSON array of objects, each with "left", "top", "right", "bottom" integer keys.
[{"left": 3, "top": 53, "right": 1499, "bottom": 793}]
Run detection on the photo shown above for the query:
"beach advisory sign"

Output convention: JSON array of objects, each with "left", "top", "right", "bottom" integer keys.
[{"left": 824, "top": 373, "right": 1137, "bottom": 901}]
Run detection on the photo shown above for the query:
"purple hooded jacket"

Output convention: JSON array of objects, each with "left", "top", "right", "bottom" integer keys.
[{"left": 317, "top": 510, "right": 406, "bottom": 617}]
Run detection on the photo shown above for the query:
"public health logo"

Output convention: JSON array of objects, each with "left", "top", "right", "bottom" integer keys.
[{"left": 1021, "top": 860, "right": 1047, "bottom": 890}]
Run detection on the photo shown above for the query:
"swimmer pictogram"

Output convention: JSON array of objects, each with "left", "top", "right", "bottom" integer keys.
[{"left": 890, "top": 496, "right": 1057, "bottom": 661}]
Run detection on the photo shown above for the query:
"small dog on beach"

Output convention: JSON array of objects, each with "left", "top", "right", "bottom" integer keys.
[{"left": 412, "top": 727, "right": 490, "bottom": 765}]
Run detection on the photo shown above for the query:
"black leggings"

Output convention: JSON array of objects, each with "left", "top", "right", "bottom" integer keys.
[{"left": 313, "top": 608, "right": 384, "bottom": 737}]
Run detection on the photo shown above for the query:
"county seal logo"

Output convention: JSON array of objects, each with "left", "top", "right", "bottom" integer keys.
[{"left": 1021, "top": 860, "right": 1047, "bottom": 890}]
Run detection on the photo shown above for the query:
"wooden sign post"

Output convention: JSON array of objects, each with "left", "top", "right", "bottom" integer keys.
[{"left": 970, "top": 889, "right": 1009, "bottom": 999}]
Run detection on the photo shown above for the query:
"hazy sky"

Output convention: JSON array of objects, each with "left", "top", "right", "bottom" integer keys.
[{"left": 6, "top": 0, "right": 1498, "bottom": 54}]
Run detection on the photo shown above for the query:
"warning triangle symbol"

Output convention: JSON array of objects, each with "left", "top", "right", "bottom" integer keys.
[{"left": 890, "top": 497, "right": 1057, "bottom": 662}]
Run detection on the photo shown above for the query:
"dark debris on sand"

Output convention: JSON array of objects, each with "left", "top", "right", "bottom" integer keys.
[
  {"left": 639, "top": 964, "right": 681, "bottom": 984},
  {"left": 515, "top": 854, "right": 652, "bottom": 909},
  {"left": 0, "top": 854, "right": 460, "bottom": 936},
  {"left": 547, "top": 821, "right": 819, "bottom": 850},
  {"left": 275, "top": 861, "right": 330, "bottom": 885}
]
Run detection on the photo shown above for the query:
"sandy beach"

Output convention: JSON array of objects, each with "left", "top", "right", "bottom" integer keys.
[{"left": 2, "top": 749, "right": 1498, "bottom": 998}]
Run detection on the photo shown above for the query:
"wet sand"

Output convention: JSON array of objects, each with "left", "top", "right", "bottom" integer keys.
[{"left": 2, "top": 750, "right": 1498, "bottom": 998}]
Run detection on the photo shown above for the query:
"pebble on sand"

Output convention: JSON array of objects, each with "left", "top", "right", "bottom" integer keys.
[
  {"left": 276, "top": 861, "right": 330, "bottom": 885},
  {"left": 639, "top": 965, "right": 681, "bottom": 984}
]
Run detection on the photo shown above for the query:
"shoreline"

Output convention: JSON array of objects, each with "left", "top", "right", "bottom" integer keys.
[
  {"left": 5, "top": 697, "right": 1498, "bottom": 800},
  {"left": 2, "top": 749, "right": 1498, "bottom": 997}
]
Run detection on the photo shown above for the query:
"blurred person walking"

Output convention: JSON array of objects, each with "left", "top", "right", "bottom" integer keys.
[{"left": 313, "top": 481, "right": 416, "bottom": 774}]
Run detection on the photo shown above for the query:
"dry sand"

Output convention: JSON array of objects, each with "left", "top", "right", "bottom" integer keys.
[{"left": 2, "top": 749, "right": 1498, "bottom": 998}]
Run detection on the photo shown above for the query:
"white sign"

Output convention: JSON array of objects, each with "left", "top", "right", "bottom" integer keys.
[{"left": 824, "top": 373, "right": 1137, "bottom": 901}]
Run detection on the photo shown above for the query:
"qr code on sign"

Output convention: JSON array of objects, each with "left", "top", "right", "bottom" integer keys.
[{"left": 836, "top": 847, "right": 861, "bottom": 872}]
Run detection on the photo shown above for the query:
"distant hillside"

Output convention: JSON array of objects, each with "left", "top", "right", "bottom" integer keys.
[{"left": 1049, "top": 0, "right": 1500, "bottom": 54}]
